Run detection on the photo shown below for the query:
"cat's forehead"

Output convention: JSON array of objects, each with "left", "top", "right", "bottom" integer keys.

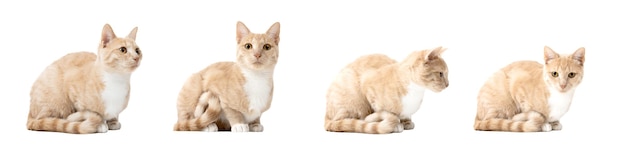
[
  {"left": 242, "top": 34, "right": 275, "bottom": 44},
  {"left": 546, "top": 57, "right": 582, "bottom": 71},
  {"left": 109, "top": 38, "right": 138, "bottom": 47}
]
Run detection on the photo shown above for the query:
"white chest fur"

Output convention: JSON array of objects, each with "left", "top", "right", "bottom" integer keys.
[
  {"left": 400, "top": 82, "right": 426, "bottom": 119},
  {"left": 547, "top": 88, "right": 575, "bottom": 122},
  {"left": 101, "top": 72, "right": 130, "bottom": 120},
  {"left": 241, "top": 69, "right": 273, "bottom": 123}
]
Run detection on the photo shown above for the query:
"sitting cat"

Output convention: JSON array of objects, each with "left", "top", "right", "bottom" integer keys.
[
  {"left": 474, "top": 46, "right": 585, "bottom": 132},
  {"left": 174, "top": 21, "right": 280, "bottom": 132},
  {"left": 27, "top": 24, "right": 142, "bottom": 134},
  {"left": 324, "top": 46, "right": 450, "bottom": 134}
]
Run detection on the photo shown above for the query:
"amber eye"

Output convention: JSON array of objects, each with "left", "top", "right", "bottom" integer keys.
[
  {"left": 263, "top": 44, "right": 271, "bottom": 50},
  {"left": 119, "top": 47, "right": 127, "bottom": 53},
  {"left": 551, "top": 72, "right": 559, "bottom": 77},
  {"left": 568, "top": 72, "right": 576, "bottom": 78},
  {"left": 244, "top": 43, "right": 252, "bottom": 49},
  {"left": 135, "top": 48, "right": 141, "bottom": 55}
]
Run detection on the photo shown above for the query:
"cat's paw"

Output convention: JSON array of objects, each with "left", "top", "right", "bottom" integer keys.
[
  {"left": 550, "top": 122, "right": 562, "bottom": 131},
  {"left": 249, "top": 124, "right": 263, "bottom": 132},
  {"left": 541, "top": 123, "right": 552, "bottom": 132},
  {"left": 401, "top": 120, "right": 415, "bottom": 130},
  {"left": 393, "top": 124, "right": 404, "bottom": 133},
  {"left": 97, "top": 123, "right": 109, "bottom": 133},
  {"left": 107, "top": 121, "right": 121, "bottom": 130},
  {"left": 231, "top": 124, "right": 249, "bottom": 132},
  {"left": 203, "top": 123, "right": 218, "bottom": 132}
]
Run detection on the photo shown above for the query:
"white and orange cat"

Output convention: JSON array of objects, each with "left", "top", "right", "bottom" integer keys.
[
  {"left": 27, "top": 24, "right": 142, "bottom": 134},
  {"left": 474, "top": 46, "right": 585, "bottom": 132},
  {"left": 174, "top": 21, "right": 280, "bottom": 132},
  {"left": 324, "top": 46, "right": 450, "bottom": 134}
]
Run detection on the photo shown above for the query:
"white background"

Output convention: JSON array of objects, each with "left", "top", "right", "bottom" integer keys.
[{"left": 1, "top": 0, "right": 624, "bottom": 144}]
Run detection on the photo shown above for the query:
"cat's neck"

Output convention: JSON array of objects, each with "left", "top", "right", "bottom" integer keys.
[
  {"left": 238, "top": 64, "right": 274, "bottom": 78},
  {"left": 93, "top": 61, "right": 132, "bottom": 82}
]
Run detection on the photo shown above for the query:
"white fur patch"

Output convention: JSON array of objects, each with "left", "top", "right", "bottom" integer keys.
[
  {"left": 240, "top": 68, "right": 272, "bottom": 123},
  {"left": 101, "top": 72, "right": 130, "bottom": 120},
  {"left": 547, "top": 88, "right": 575, "bottom": 122},
  {"left": 399, "top": 82, "right": 426, "bottom": 119}
]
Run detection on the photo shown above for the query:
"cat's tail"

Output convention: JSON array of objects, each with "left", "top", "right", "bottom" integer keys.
[
  {"left": 27, "top": 111, "right": 104, "bottom": 134},
  {"left": 325, "top": 111, "right": 400, "bottom": 134},
  {"left": 474, "top": 111, "right": 546, "bottom": 132},
  {"left": 174, "top": 92, "right": 221, "bottom": 131}
]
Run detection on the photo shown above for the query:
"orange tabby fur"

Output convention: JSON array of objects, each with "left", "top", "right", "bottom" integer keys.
[
  {"left": 174, "top": 21, "right": 280, "bottom": 132},
  {"left": 27, "top": 24, "right": 142, "bottom": 134},
  {"left": 325, "top": 46, "right": 449, "bottom": 134},
  {"left": 474, "top": 46, "right": 585, "bottom": 132}
]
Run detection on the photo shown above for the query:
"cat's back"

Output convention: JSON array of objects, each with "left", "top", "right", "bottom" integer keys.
[
  {"left": 346, "top": 54, "right": 397, "bottom": 74},
  {"left": 501, "top": 60, "right": 543, "bottom": 76},
  {"left": 199, "top": 61, "right": 243, "bottom": 82},
  {"left": 51, "top": 51, "right": 97, "bottom": 69}
]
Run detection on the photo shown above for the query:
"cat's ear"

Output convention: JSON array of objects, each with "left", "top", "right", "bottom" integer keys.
[
  {"left": 543, "top": 46, "right": 560, "bottom": 64},
  {"left": 266, "top": 22, "right": 280, "bottom": 44},
  {"left": 101, "top": 24, "right": 117, "bottom": 48},
  {"left": 236, "top": 21, "right": 251, "bottom": 44},
  {"left": 126, "top": 26, "right": 138, "bottom": 40},
  {"left": 425, "top": 46, "right": 446, "bottom": 61},
  {"left": 571, "top": 47, "right": 585, "bottom": 65}
]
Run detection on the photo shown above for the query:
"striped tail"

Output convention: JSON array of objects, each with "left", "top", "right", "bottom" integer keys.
[
  {"left": 174, "top": 92, "right": 221, "bottom": 131},
  {"left": 474, "top": 111, "right": 546, "bottom": 132},
  {"left": 325, "top": 111, "right": 400, "bottom": 134},
  {"left": 27, "top": 111, "right": 104, "bottom": 134}
]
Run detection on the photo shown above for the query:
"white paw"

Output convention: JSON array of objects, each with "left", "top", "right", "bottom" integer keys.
[
  {"left": 203, "top": 123, "right": 218, "bottom": 132},
  {"left": 393, "top": 123, "right": 404, "bottom": 133},
  {"left": 231, "top": 124, "right": 249, "bottom": 132},
  {"left": 97, "top": 123, "right": 109, "bottom": 133},
  {"left": 541, "top": 123, "right": 552, "bottom": 132}
]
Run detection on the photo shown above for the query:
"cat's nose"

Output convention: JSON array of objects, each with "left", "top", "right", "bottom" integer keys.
[
  {"left": 133, "top": 57, "right": 139, "bottom": 62},
  {"left": 254, "top": 53, "right": 262, "bottom": 58},
  {"left": 560, "top": 84, "right": 566, "bottom": 89}
]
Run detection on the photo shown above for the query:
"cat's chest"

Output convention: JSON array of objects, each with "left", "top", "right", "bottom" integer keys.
[
  {"left": 241, "top": 69, "right": 273, "bottom": 122},
  {"left": 100, "top": 72, "right": 130, "bottom": 120},
  {"left": 547, "top": 89, "right": 575, "bottom": 122},
  {"left": 400, "top": 82, "right": 426, "bottom": 119}
]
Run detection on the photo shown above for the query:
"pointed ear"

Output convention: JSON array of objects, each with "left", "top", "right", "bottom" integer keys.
[
  {"left": 101, "top": 24, "right": 117, "bottom": 48},
  {"left": 543, "top": 46, "right": 559, "bottom": 64},
  {"left": 571, "top": 47, "right": 585, "bottom": 65},
  {"left": 424, "top": 46, "right": 445, "bottom": 61},
  {"left": 236, "top": 21, "right": 250, "bottom": 44},
  {"left": 266, "top": 22, "right": 280, "bottom": 44},
  {"left": 126, "top": 26, "right": 138, "bottom": 40}
]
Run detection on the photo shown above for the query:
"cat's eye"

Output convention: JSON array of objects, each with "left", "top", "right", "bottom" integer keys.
[
  {"left": 439, "top": 72, "right": 444, "bottom": 78},
  {"left": 119, "top": 47, "right": 127, "bottom": 53},
  {"left": 135, "top": 48, "right": 141, "bottom": 55},
  {"left": 568, "top": 72, "right": 576, "bottom": 78},
  {"left": 263, "top": 44, "right": 271, "bottom": 50},
  {"left": 244, "top": 43, "right": 252, "bottom": 50},
  {"left": 551, "top": 72, "right": 559, "bottom": 77}
]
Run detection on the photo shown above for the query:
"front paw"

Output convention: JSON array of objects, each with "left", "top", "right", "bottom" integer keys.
[
  {"left": 401, "top": 120, "right": 415, "bottom": 130},
  {"left": 550, "top": 121, "right": 562, "bottom": 131},
  {"left": 97, "top": 123, "right": 109, "bottom": 133},
  {"left": 231, "top": 124, "right": 249, "bottom": 132},
  {"left": 107, "top": 121, "right": 121, "bottom": 130},
  {"left": 249, "top": 123, "right": 263, "bottom": 132}
]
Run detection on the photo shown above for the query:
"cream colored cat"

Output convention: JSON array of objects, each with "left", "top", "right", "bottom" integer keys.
[
  {"left": 324, "top": 46, "right": 449, "bottom": 134},
  {"left": 27, "top": 24, "right": 142, "bottom": 134},
  {"left": 174, "top": 21, "right": 280, "bottom": 132},
  {"left": 474, "top": 46, "right": 585, "bottom": 132}
]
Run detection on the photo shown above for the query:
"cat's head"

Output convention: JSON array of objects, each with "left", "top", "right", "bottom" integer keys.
[
  {"left": 543, "top": 46, "right": 585, "bottom": 93},
  {"left": 235, "top": 21, "right": 280, "bottom": 71},
  {"left": 97, "top": 24, "right": 142, "bottom": 74},
  {"left": 402, "top": 46, "right": 449, "bottom": 92}
]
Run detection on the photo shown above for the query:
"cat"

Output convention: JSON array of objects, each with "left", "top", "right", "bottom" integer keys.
[
  {"left": 473, "top": 46, "right": 585, "bottom": 132},
  {"left": 173, "top": 21, "right": 280, "bottom": 132},
  {"left": 27, "top": 24, "right": 142, "bottom": 134},
  {"left": 324, "top": 46, "right": 449, "bottom": 134}
]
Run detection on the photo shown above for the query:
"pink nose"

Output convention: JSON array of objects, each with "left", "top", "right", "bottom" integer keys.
[
  {"left": 254, "top": 53, "right": 261, "bottom": 58},
  {"left": 560, "top": 84, "right": 566, "bottom": 89}
]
